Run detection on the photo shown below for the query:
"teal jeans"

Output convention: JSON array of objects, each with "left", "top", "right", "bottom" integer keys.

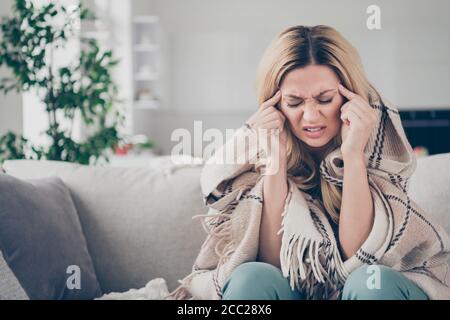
[{"left": 221, "top": 262, "right": 428, "bottom": 300}]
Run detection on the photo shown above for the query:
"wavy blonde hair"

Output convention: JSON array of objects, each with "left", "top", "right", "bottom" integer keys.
[{"left": 255, "top": 25, "right": 382, "bottom": 223}]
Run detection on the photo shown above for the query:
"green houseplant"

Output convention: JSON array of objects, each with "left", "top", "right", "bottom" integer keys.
[{"left": 0, "top": 0, "right": 124, "bottom": 164}]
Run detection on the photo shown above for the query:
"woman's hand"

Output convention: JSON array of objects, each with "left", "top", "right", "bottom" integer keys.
[
  {"left": 338, "top": 84, "right": 378, "bottom": 160},
  {"left": 246, "top": 90, "right": 287, "bottom": 162}
]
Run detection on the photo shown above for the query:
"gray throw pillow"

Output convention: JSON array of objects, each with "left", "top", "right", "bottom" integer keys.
[
  {"left": 0, "top": 251, "right": 29, "bottom": 300},
  {"left": 0, "top": 173, "right": 102, "bottom": 300}
]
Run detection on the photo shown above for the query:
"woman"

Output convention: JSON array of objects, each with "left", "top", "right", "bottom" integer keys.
[{"left": 167, "top": 25, "right": 450, "bottom": 300}]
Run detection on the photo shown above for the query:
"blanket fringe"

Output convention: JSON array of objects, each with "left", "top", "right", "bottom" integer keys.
[
  {"left": 192, "top": 210, "right": 235, "bottom": 260},
  {"left": 279, "top": 187, "right": 348, "bottom": 299},
  {"left": 280, "top": 232, "right": 348, "bottom": 299},
  {"left": 164, "top": 269, "right": 207, "bottom": 300},
  {"left": 195, "top": 209, "right": 237, "bottom": 291}
]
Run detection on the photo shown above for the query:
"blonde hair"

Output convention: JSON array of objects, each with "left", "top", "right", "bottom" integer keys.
[{"left": 255, "top": 25, "right": 381, "bottom": 223}]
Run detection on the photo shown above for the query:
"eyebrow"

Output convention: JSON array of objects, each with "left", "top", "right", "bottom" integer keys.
[{"left": 283, "top": 89, "right": 336, "bottom": 99}]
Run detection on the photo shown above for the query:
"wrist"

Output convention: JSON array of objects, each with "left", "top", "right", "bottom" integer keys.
[
  {"left": 265, "top": 153, "right": 287, "bottom": 175},
  {"left": 265, "top": 141, "right": 287, "bottom": 161},
  {"left": 274, "top": 149, "right": 288, "bottom": 167},
  {"left": 342, "top": 152, "right": 365, "bottom": 165}
]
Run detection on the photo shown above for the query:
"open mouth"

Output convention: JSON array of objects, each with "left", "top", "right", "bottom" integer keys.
[
  {"left": 302, "top": 126, "right": 327, "bottom": 138},
  {"left": 304, "top": 127, "right": 325, "bottom": 132}
]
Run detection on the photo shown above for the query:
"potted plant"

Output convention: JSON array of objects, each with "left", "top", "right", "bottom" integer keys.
[{"left": 0, "top": 0, "right": 124, "bottom": 165}]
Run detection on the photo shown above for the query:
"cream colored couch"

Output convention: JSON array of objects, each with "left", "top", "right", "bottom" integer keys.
[{"left": 2, "top": 152, "right": 450, "bottom": 294}]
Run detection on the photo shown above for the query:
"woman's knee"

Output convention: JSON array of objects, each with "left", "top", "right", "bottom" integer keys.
[
  {"left": 221, "top": 262, "right": 301, "bottom": 300},
  {"left": 342, "top": 264, "right": 427, "bottom": 300}
]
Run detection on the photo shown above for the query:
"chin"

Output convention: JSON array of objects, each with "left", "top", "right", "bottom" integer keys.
[
  {"left": 304, "top": 141, "right": 328, "bottom": 148},
  {"left": 299, "top": 136, "right": 334, "bottom": 149}
]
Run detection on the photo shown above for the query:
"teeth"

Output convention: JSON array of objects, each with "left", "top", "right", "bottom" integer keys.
[{"left": 306, "top": 127, "right": 322, "bottom": 132}]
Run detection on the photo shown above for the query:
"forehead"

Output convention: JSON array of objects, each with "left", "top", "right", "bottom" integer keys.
[{"left": 280, "top": 65, "right": 340, "bottom": 95}]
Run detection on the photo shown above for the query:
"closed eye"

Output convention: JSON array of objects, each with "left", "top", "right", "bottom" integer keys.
[
  {"left": 286, "top": 101, "right": 304, "bottom": 108},
  {"left": 287, "top": 99, "right": 332, "bottom": 107}
]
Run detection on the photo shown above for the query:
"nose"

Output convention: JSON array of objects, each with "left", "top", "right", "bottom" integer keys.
[{"left": 302, "top": 101, "right": 321, "bottom": 122}]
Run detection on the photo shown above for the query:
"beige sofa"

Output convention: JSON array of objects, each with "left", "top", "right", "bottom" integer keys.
[{"left": 2, "top": 152, "right": 450, "bottom": 294}]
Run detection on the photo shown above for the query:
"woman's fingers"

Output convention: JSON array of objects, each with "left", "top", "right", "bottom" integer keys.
[
  {"left": 338, "top": 84, "right": 356, "bottom": 100},
  {"left": 257, "top": 118, "right": 285, "bottom": 131},
  {"left": 259, "top": 105, "right": 277, "bottom": 117},
  {"left": 260, "top": 90, "right": 281, "bottom": 110},
  {"left": 246, "top": 90, "right": 284, "bottom": 130},
  {"left": 355, "top": 100, "right": 378, "bottom": 123},
  {"left": 260, "top": 106, "right": 286, "bottom": 124},
  {"left": 255, "top": 104, "right": 285, "bottom": 129},
  {"left": 341, "top": 99, "right": 377, "bottom": 125},
  {"left": 258, "top": 111, "right": 283, "bottom": 125},
  {"left": 342, "top": 103, "right": 364, "bottom": 121},
  {"left": 339, "top": 84, "right": 374, "bottom": 115},
  {"left": 340, "top": 101, "right": 351, "bottom": 124},
  {"left": 341, "top": 109, "right": 360, "bottom": 126},
  {"left": 354, "top": 101, "right": 377, "bottom": 124}
]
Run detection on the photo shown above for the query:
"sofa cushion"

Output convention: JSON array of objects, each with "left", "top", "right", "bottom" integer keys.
[
  {"left": 409, "top": 152, "right": 450, "bottom": 233},
  {"left": 2, "top": 159, "right": 207, "bottom": 293},
  {"left": 0, "top": 173, "right": 102, "bottom": 299},
  {"left": 0, "top": 251, "right": 29, "bottom": 300}
]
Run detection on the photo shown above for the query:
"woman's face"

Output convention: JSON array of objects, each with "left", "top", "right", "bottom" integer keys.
[{"left": 279, "top": 65, "right": 344, "bottom": 150}]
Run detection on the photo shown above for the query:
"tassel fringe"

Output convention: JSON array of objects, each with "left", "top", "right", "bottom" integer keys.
[
  {"left": 164, "top": 269, "right": 207, "bottom": 300},
  {"left": 279, "top": 185, "right": 348, "bottom": 299},
  {"left": 280, "top": 232, "right": 348, "bottom": 299}
]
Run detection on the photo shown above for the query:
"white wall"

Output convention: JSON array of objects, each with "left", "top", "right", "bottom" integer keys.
[
  {"left": 3, "top": 0, "right": 449, "bottom": 155},
  {"left": 0, "top": 0, "right": 23, "bottom": 136},
  {"left": 82, "top": 0, "right": 134, "bottom": 137},
  {"left": 129, "top": 0, "right": 450, "bottom": 155}
]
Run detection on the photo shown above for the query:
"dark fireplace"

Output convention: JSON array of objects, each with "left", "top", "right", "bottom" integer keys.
[{"left": 399, "top": 109, "right": 450, "bottom": 156}]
